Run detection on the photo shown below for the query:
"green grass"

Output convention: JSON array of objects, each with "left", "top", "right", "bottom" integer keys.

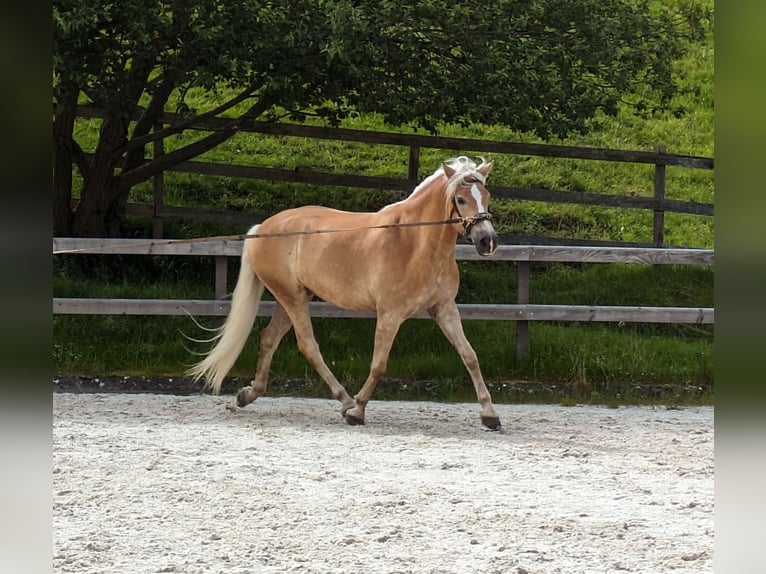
[
  {"left": 53, "top": 251, "right": 714, "bottom": 403},
  {"left": 52, "top": 312, "right": 712, "bottom": 401},
  {"left": 56, "top": 0, "right": 714, "bottom": 404}
]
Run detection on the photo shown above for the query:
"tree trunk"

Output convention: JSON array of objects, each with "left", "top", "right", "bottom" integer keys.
[
  {"left": 71, "top": 103, "right": 131, "bottom": 237},
  {"left": 71, "top": 176, "right": 125, "bottom": 237},
  {"left": 52, "top": 100, "right": 78, "bottom": 236}
]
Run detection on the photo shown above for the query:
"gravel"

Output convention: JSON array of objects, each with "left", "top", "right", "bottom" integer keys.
[{"left": 53, "top": 393, "right": 713, "bottom": 573}]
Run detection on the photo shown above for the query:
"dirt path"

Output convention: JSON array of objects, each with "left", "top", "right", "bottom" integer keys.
[{"left": 53, "top": 394, "right": 713, "bottom": 573}]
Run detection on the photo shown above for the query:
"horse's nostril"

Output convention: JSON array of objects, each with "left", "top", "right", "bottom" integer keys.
[{"left": 476, "top": 233, "right": 497, "bottom": 255}]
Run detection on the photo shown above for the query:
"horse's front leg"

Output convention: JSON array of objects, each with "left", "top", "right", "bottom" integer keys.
[
  {"left": 343, "top": 313, "right": 403, "bottom": 426},
  {"left": 428, "top": 301, "right": 501, "bottom": 430}
]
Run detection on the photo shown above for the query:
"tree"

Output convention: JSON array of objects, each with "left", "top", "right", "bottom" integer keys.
[{"left": 53, "top": 0, "right": 706, "bottom": 237}]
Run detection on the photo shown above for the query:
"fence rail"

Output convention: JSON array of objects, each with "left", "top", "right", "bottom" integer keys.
[
  {"left": 53, "top": 238, "right": 714, "bottom": 358},
  {"left": 53, "top": 298, "right": 711, "bottom": 324},
  {"left": 75, "top": 106, "right": 714, "bottom": 247},
  {"left": 76, "top": 105, "right": 714, "bottom": 169},
  {"left": 52, "top": 238, "right": 715, "bottom": 264}
]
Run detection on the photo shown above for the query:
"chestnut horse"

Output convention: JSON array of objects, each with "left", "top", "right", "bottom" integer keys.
[{"left": 188, "top": 156, "right": 501, "bottom": 430}]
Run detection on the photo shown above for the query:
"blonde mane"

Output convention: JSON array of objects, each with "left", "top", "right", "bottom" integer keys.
[{"left": 408, "top": 156, "right": 488, "bottom": 201}]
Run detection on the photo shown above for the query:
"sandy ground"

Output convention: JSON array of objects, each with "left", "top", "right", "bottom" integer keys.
[{"left": 53, "top": 393, "right": 713, "bottom": 574}]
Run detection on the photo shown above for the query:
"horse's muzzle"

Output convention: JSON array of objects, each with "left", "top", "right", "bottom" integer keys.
[
  {"left": 474, "top": 231, "right": 497, "bottom": 256},
  {"left": 472, "top": 227, "right": 498, "bottom": 256},
  {"left": 463, "top": 213, "right": 497, "bottom": 256}
]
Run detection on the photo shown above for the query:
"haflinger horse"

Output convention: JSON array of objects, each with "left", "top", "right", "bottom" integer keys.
[{"left": 188, "top": 156, "right": 502, "bottom": 430}]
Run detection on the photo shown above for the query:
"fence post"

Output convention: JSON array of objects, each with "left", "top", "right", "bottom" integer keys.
[
  {"left": 215, "top": 256, "right": 228, "bottom": 299},
  {"left": 515, "top": 259, "right": 530, "bottom": 360},
  {"left": 408, "top": 145, "right": 420, "bottom": 181},
  {"left": 152, "top": 122, "right": 165, "bottom": 239},
  {"left": 653, "top": 146, "right": 666, "bottom": 248}
]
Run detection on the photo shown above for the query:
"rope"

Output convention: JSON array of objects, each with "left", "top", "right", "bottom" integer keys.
[{"left": 52, "top": 217, "right": 465, "bottom": 255}]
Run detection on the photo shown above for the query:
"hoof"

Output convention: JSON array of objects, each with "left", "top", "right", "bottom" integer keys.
[
  {"left": 236, "top": 387, "right": 251, "bottom": 408},
  {"left": 343, "top": 411, "right": 365, "bottom": 426},
  {"left": 481, "top": 416, "right": 502, "bottom": 431}
]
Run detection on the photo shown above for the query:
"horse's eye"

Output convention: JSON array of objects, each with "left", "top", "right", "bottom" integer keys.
[{"left": 456, "top": 197, "right": 467, "bottom": 205}]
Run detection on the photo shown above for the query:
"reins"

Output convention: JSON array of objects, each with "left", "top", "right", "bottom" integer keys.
[{"left": 52, "top": 216, "right": 472, "bottom": 255}]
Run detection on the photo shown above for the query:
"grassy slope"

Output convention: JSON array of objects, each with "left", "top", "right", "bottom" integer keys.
[{"left": 56, "top": 0, "right": 714, "bottom": 403}]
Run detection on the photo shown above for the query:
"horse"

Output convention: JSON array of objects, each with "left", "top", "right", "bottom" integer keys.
[{"left": 188, "top": 156, "right": 502, "bottom": 430}]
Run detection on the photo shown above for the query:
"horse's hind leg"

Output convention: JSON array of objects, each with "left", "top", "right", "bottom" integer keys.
[
  {"left": 429, "top": 301, "right": 501, "bottom": 430},
  {"left": 279, "top": 298, "right": 356, "bottom": 415},
  {"left": 237, "top": 303, "right": 292, "bottom": 407}
]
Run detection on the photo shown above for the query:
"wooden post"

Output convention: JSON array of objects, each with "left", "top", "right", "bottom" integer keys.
[
  {"left": 653, "top": 146, "right": 666, "bottom": 248},
  {"left": 408, "top": 145, "right": 420, "bottom": 181},
  {"left": 152, "top": 122, "right": 165, "bottom": 239},
  {"left": 215, "top": 256, "right": 228, "bottom": 299},
  {"left": 515, "top": 260, "right": 530, "bottom": 360}
]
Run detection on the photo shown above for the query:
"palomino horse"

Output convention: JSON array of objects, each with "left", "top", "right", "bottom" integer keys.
[{"left": 188, "top": 156, "right": 502, "bottom": 430}]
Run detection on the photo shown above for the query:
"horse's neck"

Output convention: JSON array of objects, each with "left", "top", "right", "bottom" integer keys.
[
  {"left": 397, "top": 180, "right": 447, "bottom": 217},
  {"left": 394, "top": 182, "right": 459, "bottom": 246}
]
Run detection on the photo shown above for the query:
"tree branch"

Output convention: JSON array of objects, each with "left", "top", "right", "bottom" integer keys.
[
  {"left": 123, "top": 77, "right": 176, "bottom": 173},
  {"left": 118, "top": 95, "right": 273, "bottom": 188},
  {"left": 113, "top": 84, "right": 261, "bottom": 158},
  {"left": 71, "top": 138, "right": 90, "bottom": 178}
]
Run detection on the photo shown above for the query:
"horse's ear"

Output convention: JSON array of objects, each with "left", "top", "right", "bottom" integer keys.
[
  {"left": 442, "top": 162, "right": 456, "bottom": 179},
  {"left": 477, "top": 161, "right": 494, "bottom": 178}
]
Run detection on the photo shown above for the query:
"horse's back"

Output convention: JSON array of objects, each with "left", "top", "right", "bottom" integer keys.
[{"left": 246, "top": 206, "right": 388, "bottom": 310}]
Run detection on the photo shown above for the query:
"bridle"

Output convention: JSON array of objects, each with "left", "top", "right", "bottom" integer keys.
[
  {"left": 460, "top": 211, "right": 493, "bottom": 242},
  {"left": 449, "top": 172, "right": 493, "bottom": 244}
]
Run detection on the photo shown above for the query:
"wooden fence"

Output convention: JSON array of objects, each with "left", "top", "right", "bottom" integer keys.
[
  {"left": 52, "top": 238, "right": 714, "bottom": 359},
  {"left": 76, "top": 106, "right": 714, "bottom": 248}
]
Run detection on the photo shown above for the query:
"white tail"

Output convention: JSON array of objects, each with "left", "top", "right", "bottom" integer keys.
[{"left": 187, "top": 240, "right": 265, "bottom": 394}]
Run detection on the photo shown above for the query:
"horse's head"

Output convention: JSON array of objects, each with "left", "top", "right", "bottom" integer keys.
[{"left": 443, "top": 158, "right": 498, "bottom": 256}]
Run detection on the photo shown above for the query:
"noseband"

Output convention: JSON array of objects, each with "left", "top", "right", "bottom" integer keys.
[
  {"left": 450, "top": 173, "right": 493, "bottom": 244},
  {"left": 459, "top": 211, "right": 493, "bottom": 242}
]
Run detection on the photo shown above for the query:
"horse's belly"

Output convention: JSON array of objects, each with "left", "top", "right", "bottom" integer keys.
[{"left": 302, "top": 272, "right": 378, "bottom": 312}]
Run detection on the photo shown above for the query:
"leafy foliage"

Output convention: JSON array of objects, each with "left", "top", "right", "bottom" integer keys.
[{"left": 53, "top": 0, "right": 707, "bottom": 236}]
